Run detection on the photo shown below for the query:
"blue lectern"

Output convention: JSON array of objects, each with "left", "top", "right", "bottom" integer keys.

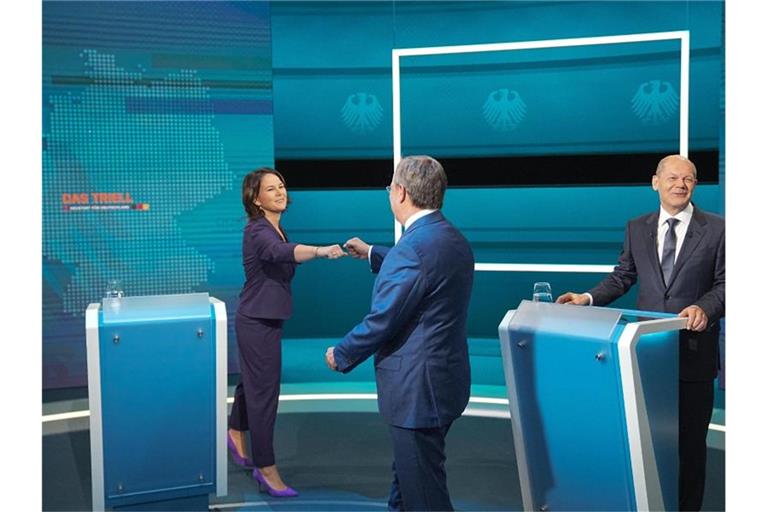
[
  {"left": 498, "top": 300, "right": 686, "bottom": 511},
  {"left": 85, "top": 293, "right": 228, "bottom": 511}
]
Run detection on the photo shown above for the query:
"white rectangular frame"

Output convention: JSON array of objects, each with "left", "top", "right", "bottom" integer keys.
[{"left": 392, "top": 31, "right": 689, "bottom": 274}]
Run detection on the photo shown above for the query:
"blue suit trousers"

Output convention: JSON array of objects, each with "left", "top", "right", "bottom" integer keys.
[{"left": 387, "top": 422, "right": 454, "bottom": 511}]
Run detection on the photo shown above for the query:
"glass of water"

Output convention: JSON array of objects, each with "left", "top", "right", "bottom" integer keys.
[
  {"left": 532, "top": 282, "right": 553, "bottom": 302},
  {"left": 105, "top": 279, "right": 124, "bottom": 299}
]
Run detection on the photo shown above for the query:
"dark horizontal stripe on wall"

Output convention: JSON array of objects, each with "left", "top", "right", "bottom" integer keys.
[
  {"left": 276, "top": 150, "right": 719, "bottom": 189},
  {"left": 125, "top": 97, "right": 272, "bottom": 115},
  {"left": 274, "top": 47, "right": 721, "bottom": 77},
  {"left": 277, "top": 159, "right": 394, "bottom": 189},
  {"left": 51, "top": 75, "right": 272, "bottom": 90}
]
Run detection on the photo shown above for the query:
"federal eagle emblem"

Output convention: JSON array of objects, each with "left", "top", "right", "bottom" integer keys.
[
  {"left": 631, "top": 80, "right": 679, "bottom": 125},
  {"left": 341, "top": 92, "right": 383, "bottom": 133},
  {"left": 482, "top": 88, "right": 527, "bottom": 131}
]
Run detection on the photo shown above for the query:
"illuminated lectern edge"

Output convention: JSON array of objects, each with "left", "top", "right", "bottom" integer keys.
[
  {"left": 497, "top": 309, "right": 534, "bottom": 511},
  {"left": 85, "top": 303, "right": 105, "bottom": 511},
  {"left": 618, "top": 316, "right": 687, "bottom": 512},
  {"left": 210, "top": 297, "right": 228, "bottom": 497}
]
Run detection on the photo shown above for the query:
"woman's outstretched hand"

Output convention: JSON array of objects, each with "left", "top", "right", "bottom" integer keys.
[{"left": 317, "top": 244, "right": 347, "bottom": 259}]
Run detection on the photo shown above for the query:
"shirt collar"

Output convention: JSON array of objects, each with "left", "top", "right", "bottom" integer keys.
[
  {"left": 659, "top": 202, "right": 694, "bottom": 226},
  {"left": 404, "top": 209, "right": 436, "bottom": 230}
]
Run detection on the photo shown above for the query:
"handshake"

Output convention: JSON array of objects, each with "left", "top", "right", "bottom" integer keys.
[{"left": 316, "top": 237, "right": 371, "bottom": 260}]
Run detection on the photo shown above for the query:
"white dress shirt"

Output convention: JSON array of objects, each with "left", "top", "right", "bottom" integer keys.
[{"left": 657, "top": 202, "right": 694, "bottom": 264}]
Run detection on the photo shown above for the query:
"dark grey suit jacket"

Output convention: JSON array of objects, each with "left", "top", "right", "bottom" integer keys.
[{"left": 589, "top": 206, "right": 725, "bottom": 381}]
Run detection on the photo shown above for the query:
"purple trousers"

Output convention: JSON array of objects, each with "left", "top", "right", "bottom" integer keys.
[{"left": 229, "top": 313, "right": 284, "bottom": 467}]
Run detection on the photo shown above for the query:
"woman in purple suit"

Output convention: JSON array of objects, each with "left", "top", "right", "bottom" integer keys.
[{"left": 227, "top": 168, "right": 345, "bottom": 497}]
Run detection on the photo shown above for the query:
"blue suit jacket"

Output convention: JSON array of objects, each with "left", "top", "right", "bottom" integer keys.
[
  {"left": 334, "top": 211, "right": 475, "bottom": 428},
  {"left": 589, "top": 206, "right": 725, "bottom": 381},
  {"left": 237, "top": 217, "right": 298, "bottom": 320}
]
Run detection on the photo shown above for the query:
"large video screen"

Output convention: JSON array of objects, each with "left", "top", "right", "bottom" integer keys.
[{"left": 42, "top": 1, "right": 274, "bottom": 388}]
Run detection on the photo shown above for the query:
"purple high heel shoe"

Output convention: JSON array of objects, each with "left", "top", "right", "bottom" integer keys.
[
  {"left": 252, "top": 468, "right": 299, "bottom": 498},
  {"left": 226, "top": 433, "right": 253, "bottom": 468}
]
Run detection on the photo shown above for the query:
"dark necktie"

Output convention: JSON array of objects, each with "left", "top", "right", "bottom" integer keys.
[{"left": 661, "top": 217, "right": 679, "bottom": 287}]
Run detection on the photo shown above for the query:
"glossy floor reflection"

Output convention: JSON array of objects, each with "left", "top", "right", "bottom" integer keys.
[{"left": 43, "top": 406, "right": 724, "bottom": 511}]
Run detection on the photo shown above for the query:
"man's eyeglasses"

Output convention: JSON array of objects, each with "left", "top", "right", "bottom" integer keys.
[{"left": 664, "top": 176, "right": 697, "bottom": 186}]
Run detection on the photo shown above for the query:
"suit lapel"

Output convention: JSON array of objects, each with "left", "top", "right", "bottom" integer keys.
[
  {"left": 643, "top": 212, "right": 666, "bottom": 289},
  {"left": 666, "top": 208, "right": 706, "bottom": 289}
]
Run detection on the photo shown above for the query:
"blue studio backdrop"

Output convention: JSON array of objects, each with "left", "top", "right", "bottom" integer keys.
[{"left": 42, "top": 1, "right": 724, "bottom": 393}]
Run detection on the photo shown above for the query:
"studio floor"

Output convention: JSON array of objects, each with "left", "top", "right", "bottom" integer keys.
[{"left": 42, "top": 387, "right": 725, "bottom": 511}]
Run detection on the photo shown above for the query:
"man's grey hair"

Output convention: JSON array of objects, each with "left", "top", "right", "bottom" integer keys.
[
  {"left": 656, "top": 154, "right": 698, "bottom": 178},
  {"left": 393, "top": 155, "right": 447, "bottom": 210}
]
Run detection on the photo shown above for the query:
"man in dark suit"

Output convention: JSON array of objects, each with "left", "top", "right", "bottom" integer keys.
[
  {"left": 325, "top": 155, "right": 475, "bottom": 511},
  {"left": 557, "top": 154, "right": 725, "bottom": 511}
]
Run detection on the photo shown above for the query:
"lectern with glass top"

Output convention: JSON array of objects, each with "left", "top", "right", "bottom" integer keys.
[{"left": 498, "top": 300, "right": 686, "bottom": 511}]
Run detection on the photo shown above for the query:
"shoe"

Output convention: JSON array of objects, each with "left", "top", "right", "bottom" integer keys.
[
  {"left": 252, "top": 468, "right": 299, "bottom": 497},
  {"left": 227, "top": 432, "right": 253, "bottom": 468}
]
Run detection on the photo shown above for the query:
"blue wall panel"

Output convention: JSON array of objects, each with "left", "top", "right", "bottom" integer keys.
[{"left": 272, "top": 1, "right": 723, "bottom": 159}]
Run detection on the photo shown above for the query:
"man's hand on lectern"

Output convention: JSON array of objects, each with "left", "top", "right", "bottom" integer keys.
[
  {"left": 555, "top": 292, "right": 590, "bottom": 305},
  {"left": 679, "top": 305, "right": 709, "bottom": 332}
]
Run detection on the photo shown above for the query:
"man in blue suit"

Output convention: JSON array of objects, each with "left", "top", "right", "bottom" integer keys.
[
  {"left": 557, "top": 154, "right": 725, "bottom": 511},
  {"left": 325, "top": 155, "right": 475, "bottom": 511}
]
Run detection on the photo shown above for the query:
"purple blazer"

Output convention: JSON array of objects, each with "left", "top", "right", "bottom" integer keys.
[{"left": 237, "top": 217, "right": 299, "bottom": 320}]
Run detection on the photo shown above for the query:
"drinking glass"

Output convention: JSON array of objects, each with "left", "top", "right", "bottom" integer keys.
[
  {"left": 532, "top": 282, "right": 553, "bottom": 302},
  {"left": 105, "top": 279, "right": 124, "bottom": 299}
]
